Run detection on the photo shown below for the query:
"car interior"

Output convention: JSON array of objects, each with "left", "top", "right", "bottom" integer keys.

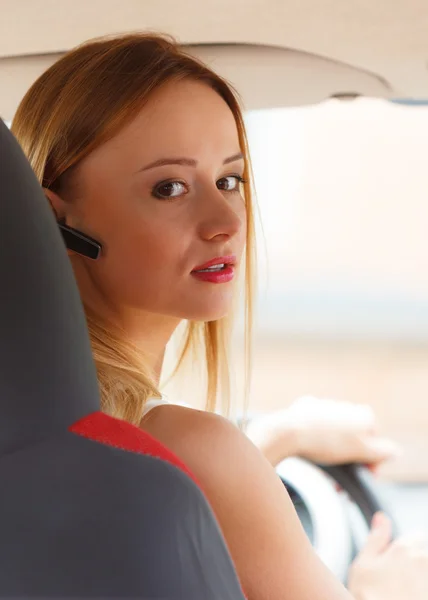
[{"left": 1, "top": 0, "right": 427, "bottom": 593}]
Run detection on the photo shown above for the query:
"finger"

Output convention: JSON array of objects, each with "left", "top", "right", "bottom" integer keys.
[
  {"left": 363, "top": 437, "right": 403, "bottom": 462},
  {"left": 359, "top": 512, "right": 393, "bottom": 557},
  {"left": 390, "top": 533, "right": 428, "bottom": 553}
]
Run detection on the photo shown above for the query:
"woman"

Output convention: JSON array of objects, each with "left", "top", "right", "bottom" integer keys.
[{"left": 12, "top": 32, "right": 427, "bottom": 600}]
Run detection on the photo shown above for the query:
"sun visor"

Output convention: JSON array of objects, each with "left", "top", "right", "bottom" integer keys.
[
  {"left": 186, "top": 44, "right": 393, "bottom": 110},
  {"left": 0, "top": 44, "right": 393, "bottom": 121}
]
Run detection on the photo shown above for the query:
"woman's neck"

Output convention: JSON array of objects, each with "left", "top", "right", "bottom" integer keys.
[
  {"left": 91, "top": 305, "right": 179, "bottom": 385},
  {"left": 74, "top": 259, "right": 180, "bottom": 384},
  {"left": 122, "top": 313, "right": 180, "bottom": 384}
]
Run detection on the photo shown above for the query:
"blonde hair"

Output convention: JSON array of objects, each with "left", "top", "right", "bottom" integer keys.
[{"left": 11, "top": 32, "right": 256, "bottom": 425}]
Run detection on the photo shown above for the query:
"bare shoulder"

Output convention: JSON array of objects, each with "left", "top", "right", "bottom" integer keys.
[
  {"left": 140, "top": 404, "right": 246, "bottom": 478},
  {"left": 141, "top": 405, "right": 259, "bottom": 516},
  {"left": 140, "top": 403, "right": 286, "bottom": 529},
  {"left": 141, "top": 405, "right": 351, "bottom": 600}
]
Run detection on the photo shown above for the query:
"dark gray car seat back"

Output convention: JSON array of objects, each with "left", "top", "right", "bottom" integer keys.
[{"left": 0, "top": 119, "right": 244, "bottom": 598}]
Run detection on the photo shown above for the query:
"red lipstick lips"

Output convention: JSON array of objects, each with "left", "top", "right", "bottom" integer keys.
[{"left": 191, "top": 255, "right": 236, "bottom": 284}]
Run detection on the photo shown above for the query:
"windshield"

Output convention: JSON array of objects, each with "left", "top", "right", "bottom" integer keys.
[{"left": 242, "top": 98, "right": 428, "bottom": 482}]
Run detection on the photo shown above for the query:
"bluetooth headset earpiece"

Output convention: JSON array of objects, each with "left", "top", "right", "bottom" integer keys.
[
  {"left": 57, "top": 221, "right": 102, "bottom": 260},
  {"left": 45, "top": 191, "right": 102, "bottom": 260}
]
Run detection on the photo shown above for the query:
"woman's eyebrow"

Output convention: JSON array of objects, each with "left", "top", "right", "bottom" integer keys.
[
  {"left": 223, "top": 152, "right": 244, "bottom": 165},
  {"left": 136, "top": 152, "right": 244, "bottom": 173}
]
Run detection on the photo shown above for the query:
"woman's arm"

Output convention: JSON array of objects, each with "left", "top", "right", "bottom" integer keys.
[
  {"left": 141, "top": 405, "right": 352, "bottom": 600},
  {"left": 245, "top": 396, "right": 401, "bottom": 468}
]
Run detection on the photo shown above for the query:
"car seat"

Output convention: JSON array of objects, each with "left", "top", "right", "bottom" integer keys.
[{"left": 0, "top": 119, "right": 245, "bottom": 598}]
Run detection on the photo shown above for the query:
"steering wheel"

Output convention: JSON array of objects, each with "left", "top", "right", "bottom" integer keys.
[
  {"left": 277, "top": 458, "right": 399, "bottom": 583},
  {"left": 318, "top": 462, "right": 398, "bottom": 531},
  {"left": 237, "top": 413, "right": 399, "bottom": 582}
]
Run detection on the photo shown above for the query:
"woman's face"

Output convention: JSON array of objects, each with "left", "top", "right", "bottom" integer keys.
[{"left": 60, "top": 79, "right": 247, "bottom": 323}]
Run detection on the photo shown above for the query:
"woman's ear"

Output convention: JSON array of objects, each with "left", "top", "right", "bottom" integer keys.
[
  {"left": 43, "top": 187, "right": 76, "bottom": 258},
  {"left": 43, "top": 187, "right": 67, "bottom": 222},
  {"left": 43, "top": 187, "right": 102, "bottom": 260}
]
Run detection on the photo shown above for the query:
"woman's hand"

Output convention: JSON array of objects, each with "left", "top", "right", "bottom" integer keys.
[
  {"left": 349, "top": 512, "right": 428, "bottom": 600},
  {"left": 245, "top": 396, "right": 402, "bottom": 467}
]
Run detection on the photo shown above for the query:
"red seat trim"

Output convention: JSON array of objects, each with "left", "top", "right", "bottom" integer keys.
[{"left": 69, "top": 411, "right": 199, "bottom": 485}]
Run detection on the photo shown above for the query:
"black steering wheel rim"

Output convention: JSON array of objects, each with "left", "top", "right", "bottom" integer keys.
[
  {"left": 277, "top": 457, "right": 399, "bottom": 583},
  {"left": 316, "top": 462, "right": 399, "bottom": 538}
]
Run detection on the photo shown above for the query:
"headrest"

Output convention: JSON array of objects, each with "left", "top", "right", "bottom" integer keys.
[{"left": 0, "top": 119, "right": 99, "bottom": 456}]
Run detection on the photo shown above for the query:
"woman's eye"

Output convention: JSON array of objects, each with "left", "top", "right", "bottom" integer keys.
[
  {"left": 153, "top": 180, "right": 187, "bottom": 199},
  {"left": 217, "top": 175, "right": 245, "bottom": 193}
]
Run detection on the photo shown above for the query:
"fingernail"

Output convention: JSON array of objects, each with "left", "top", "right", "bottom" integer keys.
[
  {"left": 371, "top": 513, "right": 380, "bottom": 528},
  {"left": 372, "top": 512, "right": 387, "bottom": 529}
]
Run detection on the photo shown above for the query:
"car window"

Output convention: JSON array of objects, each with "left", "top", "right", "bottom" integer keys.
[{"left": 241, "top": 98, "right": 428, "bottom": 481}]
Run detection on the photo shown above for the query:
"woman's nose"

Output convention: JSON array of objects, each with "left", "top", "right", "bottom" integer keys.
[{"left": 198, "top": 191, "right": 245, "bottom": 242}]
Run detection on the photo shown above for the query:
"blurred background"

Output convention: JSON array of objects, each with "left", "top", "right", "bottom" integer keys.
[{"left": 243, "top": 98, "right": 428, "bottom": 482}]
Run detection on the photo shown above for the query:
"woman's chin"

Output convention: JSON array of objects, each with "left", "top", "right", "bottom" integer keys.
[{"left": 179, "top": 301, "right": 233, "bottom": 323}]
